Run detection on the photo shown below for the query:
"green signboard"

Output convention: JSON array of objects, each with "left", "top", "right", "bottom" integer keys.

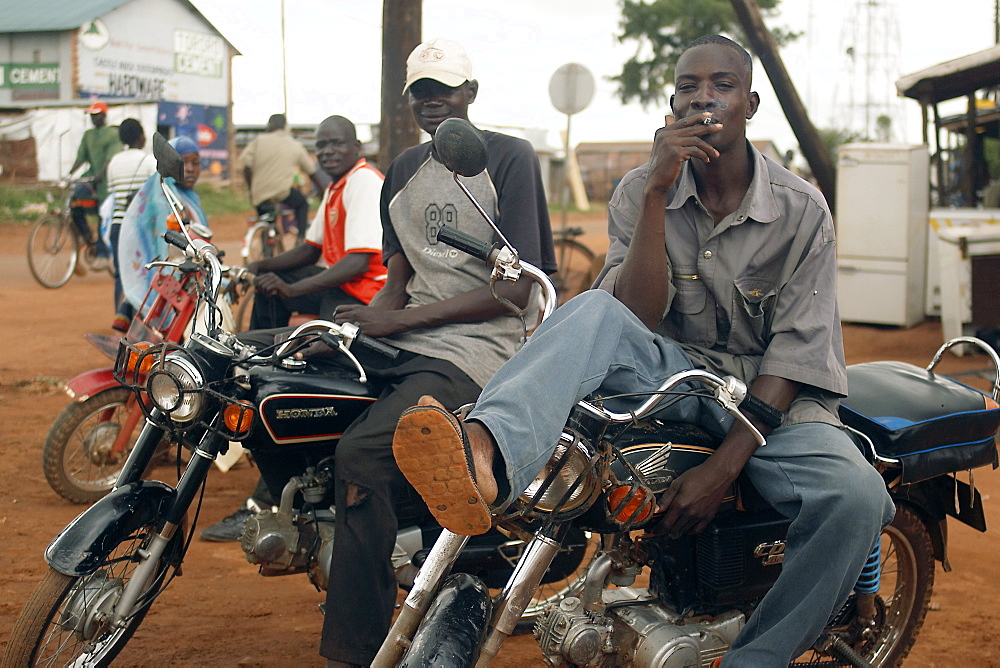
[{"left": 0, "top": 63, "right": 61, "bottom": 89}]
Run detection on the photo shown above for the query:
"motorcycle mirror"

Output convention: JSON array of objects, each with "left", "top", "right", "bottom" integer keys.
[
  {"left": 432, "top": 118, "right": 488, "bottom": 178},
  {"left": 152, "top": 132, "right": 184, "bottom": 182}
]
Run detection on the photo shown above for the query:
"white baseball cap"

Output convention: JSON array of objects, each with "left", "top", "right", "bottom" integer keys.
[{"left": 403, "top": 38, "right": 473, "bottom": 94}]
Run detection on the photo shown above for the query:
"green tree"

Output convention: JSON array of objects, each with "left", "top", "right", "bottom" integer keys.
[
  {"left": 612, "top": 0, "right": 800, "bottom": 107},
  {"left": 817, "top": 126, "right": 866, "bottom": 160},
  {"left": 875, "top": 114, "right": 893, "bottom": 142}
]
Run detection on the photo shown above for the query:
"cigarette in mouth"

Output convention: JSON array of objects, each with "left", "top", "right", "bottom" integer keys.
[{"left": 703, "top": 117, "right": 719, "bottom": 125}]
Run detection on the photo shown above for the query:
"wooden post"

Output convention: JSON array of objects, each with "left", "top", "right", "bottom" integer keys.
[
  {"left": 729, "top": 0, "right": 837, "bottom": 212},
  {"left": 933, "top": 103, "right": 945, "bottom": 206},
  {"left": 964, "top": 93, "right": 977, "bottom": 206},
  {"left": 379, "top": 0, "right": 422, "bottom": 170}
]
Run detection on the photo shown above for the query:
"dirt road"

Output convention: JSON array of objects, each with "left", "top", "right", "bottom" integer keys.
[{"left": 1, "top": 213, "right": 999, "bottom": 666}]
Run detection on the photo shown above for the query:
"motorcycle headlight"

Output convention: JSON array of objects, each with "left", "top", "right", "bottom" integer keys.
[
  {"left": 518, "top": 431, "right": 599, "bottom": 515},
  {"left": 147, "top": 355, "right": 204, "bottom": 423}
]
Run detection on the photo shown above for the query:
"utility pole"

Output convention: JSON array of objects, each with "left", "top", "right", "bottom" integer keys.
[
  {"left": 379, "top": 0, "right": 422, "bottom": 170},
  {"left": 280, "top": 0, "right": 288, "bottom": 117},
  {"left": 729, "top": 0, "right": 837, "bottom": 211}
]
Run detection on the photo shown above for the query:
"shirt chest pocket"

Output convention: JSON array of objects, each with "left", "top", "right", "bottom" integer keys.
[
  {"left": 670, "top": 266, "right": 707, "bottom": 314},
  {"left": 728, "top": 277, "right": 776, "bottom": 355}
]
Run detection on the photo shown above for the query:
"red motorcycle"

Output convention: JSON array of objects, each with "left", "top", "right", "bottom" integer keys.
[{"left": 41, "top": 229, "right": 247, "bottom": 504}]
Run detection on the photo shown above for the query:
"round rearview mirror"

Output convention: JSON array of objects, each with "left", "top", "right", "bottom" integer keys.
[
  {"left": 152, "top": 132, "right": 184, "bottom": 182},
  {"left": 433, "top": 118, "right": 488, "bottom": 178}
]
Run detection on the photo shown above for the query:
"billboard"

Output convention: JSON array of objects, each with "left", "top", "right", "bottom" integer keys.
[{"left": 75, "top": 0, "right": 229, "bottom": 107}]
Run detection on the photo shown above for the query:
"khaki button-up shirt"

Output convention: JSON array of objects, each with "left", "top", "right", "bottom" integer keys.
[
  {"left": 596, "top": 143, "right": 846, "bottom": 426},
  {"left": 240, "top": 128, "right": 317, "bottom": 206}
]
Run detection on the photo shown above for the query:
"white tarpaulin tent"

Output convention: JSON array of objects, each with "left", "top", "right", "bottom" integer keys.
[{"left": 0, "top": 103, "right": 157, "bottom": 181}]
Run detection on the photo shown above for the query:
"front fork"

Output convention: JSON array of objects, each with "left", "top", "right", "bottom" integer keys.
[
  {"left": 115, "top": 415, "right": 165, "bottom": 489},
  {"left": 476, "top": 533, "right": 562, "bottom": 666},
  {"left": 109, "top": 426, "right": 221, "bottom": 629},
  {"left": 374, "top": 530, "right": 470, "bottom": 667},
  {"left": 372, "top": 528, "right": 563, "bottom": 668}
]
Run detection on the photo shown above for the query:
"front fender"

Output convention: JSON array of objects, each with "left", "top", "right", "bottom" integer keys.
[
  {"left": 45, "top": 481, "right": 175, "bottom": 576},
  {"left": 65, "top": 367, "right": 118, "bottom": 402},
  {"left": 400, "top": 573, "right": 492, "bottom": 668}
]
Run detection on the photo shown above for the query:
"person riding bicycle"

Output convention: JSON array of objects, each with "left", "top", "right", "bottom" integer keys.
[
  {"left": 67, "top": 101, "right": 121, "bottom": 271},
  {"left": 243, "top": 115, "right": 388, "bottom": 331},
  {"left": 393, "top": 35, "right": 895, "bottom": 666},
  {"left": 241, "top": 113, "right": 324, "bottom": 241}
]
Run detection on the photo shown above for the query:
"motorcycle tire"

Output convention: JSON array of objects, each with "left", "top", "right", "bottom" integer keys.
[
  {"left": 791, "top": 503, "right": 934, "bottom": 667},
  {"left": 42, "top": 388, "right": 147, "bottom": 505},
  {"left": 2, "top": 520, "right": 183, "bottom": 667}
]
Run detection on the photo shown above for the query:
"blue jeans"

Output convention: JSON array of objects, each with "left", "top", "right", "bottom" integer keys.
[{"left": 468, "top": 290, "right": 895, "bottom": 664}]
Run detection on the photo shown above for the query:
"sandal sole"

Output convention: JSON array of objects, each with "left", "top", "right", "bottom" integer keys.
[{"left": 393, "top": 406, "right": 491, "bottom": 536}]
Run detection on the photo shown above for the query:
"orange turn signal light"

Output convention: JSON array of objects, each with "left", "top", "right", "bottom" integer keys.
[
  {"left": 223, "top": 401, "right": 255, "bottom": 435},
  {"left": 126, "top": 342, "right": 155, "bottom": 375},
  {"left": 607, "top": 485, "right": 653, "bottom": 525}
]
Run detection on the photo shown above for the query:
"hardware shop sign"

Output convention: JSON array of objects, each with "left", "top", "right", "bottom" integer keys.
[{"left": 77, "top": 14, "right": 228, "bottom": 107}]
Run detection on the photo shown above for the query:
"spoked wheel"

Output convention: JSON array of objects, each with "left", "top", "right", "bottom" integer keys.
[
  {"left": 3, "top": 521, "right": 183, "bottom": 667},
  {"left": 552, "top": 238, "right": 597, "bottom": 305},
  {"left": 28, "top": 214, "right": 79, "bottom": 289},
  {"left": 42, "top": 388, "right": 145, "bottom": 505},
  {"left": 234, "top": 285, "right": 256, "bottom": 332},
  {"left": 790, "top": 504, "right": 934, "bottom": 667},
  {"left": 243, "top": 224, "right": 285, "bottom": 265},
  {"left": 495, "top": 528, "right": 601, "bottom": 632}
]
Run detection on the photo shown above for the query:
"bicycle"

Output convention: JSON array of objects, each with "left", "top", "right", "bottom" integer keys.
[
  {"left": 241, "top": 205, "right": 299, "bottom": 265},
  {"left": 552, "top": 226, "right": 599, "bottom": 305},
  {"left": 235, "top": 207, "right": 295, "bottom": 330},
  {"left": 27, "top": 178, "right": 114, "bottom": 288}
]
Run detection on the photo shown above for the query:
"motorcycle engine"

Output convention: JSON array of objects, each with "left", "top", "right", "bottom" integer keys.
[
  {"left": 534, "top": 594, "right": 744, "bottom": 667},
  {"left": 242, "top": 508, "right": 335, "bottom": 587}
]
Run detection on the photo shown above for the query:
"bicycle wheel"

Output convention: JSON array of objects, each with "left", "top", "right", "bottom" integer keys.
[
  {"left": 27, "top": 214, "right": 79, "bottom": 288},
  {"left": 234, "top": 285, "right": 256, "bottom": 332},
  {"left": 553, "top": 238, "right": 597, "bottom": 305},
  {"left": 243, "top": 224, "right": 285, "bottom": 265}
]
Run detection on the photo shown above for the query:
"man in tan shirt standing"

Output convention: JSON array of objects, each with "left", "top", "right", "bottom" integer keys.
[{"left": 241, "top": 113, "right": 324, "bottom": 240}]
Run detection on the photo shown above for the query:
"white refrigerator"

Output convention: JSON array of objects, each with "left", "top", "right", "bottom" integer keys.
[{"left": 834, "top": 143, "right": 930, "bottom": 327}]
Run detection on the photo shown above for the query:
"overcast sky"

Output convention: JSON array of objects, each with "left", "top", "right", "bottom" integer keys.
[{"left": 192, "top": 0, "right": 998, "bottom": 158}]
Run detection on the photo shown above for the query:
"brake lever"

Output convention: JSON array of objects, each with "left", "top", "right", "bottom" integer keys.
[
  {"left": 713, "top": 379, "right": 767, "bottom": 448},
  {"left": 144, "top": 260, "right": 182, "bottom": 271}
]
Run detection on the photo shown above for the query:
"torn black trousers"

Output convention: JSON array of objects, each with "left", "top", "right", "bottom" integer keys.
[{"left": 319, "top": 349, "right": 481, "bottom": 666}]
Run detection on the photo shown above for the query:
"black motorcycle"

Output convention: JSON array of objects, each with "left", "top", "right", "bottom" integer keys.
[
  {"left": 2, "top": 133, "right": 589, "bottom": 667},
  {"left": 371, "top": 119, "right": 1000, "bottom": 667}
]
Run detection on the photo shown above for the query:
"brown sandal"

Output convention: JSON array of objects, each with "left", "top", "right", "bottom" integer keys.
[{"left": 393, "top": 405, "right": 492, "bottom": 536}]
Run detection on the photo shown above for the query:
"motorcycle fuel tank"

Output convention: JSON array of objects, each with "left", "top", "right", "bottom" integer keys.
[{"left": 242, "top": 362, "right": 378, "bottom": 454}]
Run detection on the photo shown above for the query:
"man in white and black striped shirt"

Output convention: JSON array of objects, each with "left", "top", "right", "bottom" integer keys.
[{"left": 107, "top": 119, "right": 155, "bottom": 330}]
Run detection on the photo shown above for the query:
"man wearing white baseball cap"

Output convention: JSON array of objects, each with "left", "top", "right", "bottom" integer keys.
[
  {"left": 318, "top": 38, "right": 556, "bottom": 667},
  {"left": 401, "top": 37, "right": 473, "bottom": 93}
]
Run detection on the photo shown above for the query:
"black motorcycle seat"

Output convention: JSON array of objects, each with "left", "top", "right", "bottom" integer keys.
[{"left": 840, "top": 361, "right": 1000, "bottom": 482}]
